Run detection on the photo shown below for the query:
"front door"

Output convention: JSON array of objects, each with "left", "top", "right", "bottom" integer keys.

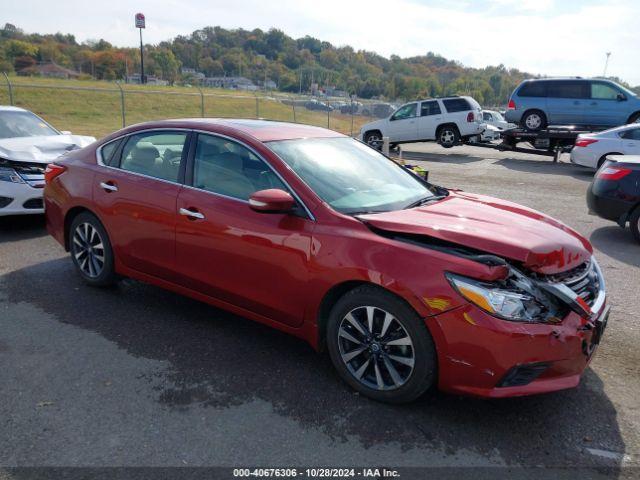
[
  {"left": 587, "top": 81, "right": 628, "bottom": 127},
  {"left": 174, "top": 133, "right": 314, "bottom": 327},
  {"left": 93, "top": 130, "right": 189, "bottom": 280},
  {"left": 386, "top": 103, "right": 418, "bottom": 142}
]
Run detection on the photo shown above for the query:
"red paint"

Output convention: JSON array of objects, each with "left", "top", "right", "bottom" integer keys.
[{"left": 44, "top": 119, "right": 606, "bottom": 398}]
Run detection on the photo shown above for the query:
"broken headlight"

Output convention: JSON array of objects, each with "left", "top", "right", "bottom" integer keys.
[{"left": 446, "top": 272, "right": 557, "bottom": 323}]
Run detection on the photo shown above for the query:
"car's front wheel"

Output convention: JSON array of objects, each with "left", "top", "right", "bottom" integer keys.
[
  {"left": 69, "top": 212, "right": 117, "bottom": 287},
  {"left": 327, "top": 286, "right": 437, "bottom": 403}
]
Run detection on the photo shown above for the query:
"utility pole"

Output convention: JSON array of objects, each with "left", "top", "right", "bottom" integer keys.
[
  {"left": 135, "top": 13, "right": 146, "bottom": 84},
  {"left": 603, "top": 52, "right": 611, "bottom": 77}
]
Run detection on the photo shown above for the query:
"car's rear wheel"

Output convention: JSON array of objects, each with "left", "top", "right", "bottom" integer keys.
[
  {"left": 69, "top": 212, "right": 117, "bottom": 287},
  {"left": 326, "top": 285, "right": 436, "bottom": 403},
  {"left": 437, "top": 125, "right": 460, "bottom": 148},
  {"left": 522, "top": 110, "right": 547, "bottom": 131},
  {"left": 630, "top": 207, "right": 640, "bottom": 244}
]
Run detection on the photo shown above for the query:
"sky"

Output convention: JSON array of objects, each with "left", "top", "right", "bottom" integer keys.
[{"left": 2, "top": 0, "right": 639, "bottom": 85}]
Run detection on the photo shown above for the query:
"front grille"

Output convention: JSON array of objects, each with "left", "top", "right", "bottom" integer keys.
[
  {"left": 537, "top": 261, "right": 600, "bottom": 307},
  {"left": 22, "top": 198, "right": 44, "bottom": 209}
]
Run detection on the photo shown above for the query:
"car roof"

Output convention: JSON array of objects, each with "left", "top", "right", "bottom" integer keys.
[
  {"left": 0, "top": 105, "right": 28, "bottom": 112},
  {"left": 123, "top": 118, "right": 346, "bottom": 142}
]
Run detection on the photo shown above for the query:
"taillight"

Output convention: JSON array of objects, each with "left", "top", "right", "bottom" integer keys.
[
  {"left": 507, "top": 99, "right": 516, "bottom": 110},
  {"left": 44, "top": 163, "right": 66, "bottom": 184},
  {"left": 597, "top": 166, "right": 632, "bottom": 180},
  {"left": 574, "top": 138, "right": 599, "bottom": 148},
  {"left": 467, "top": 112, "right": 474, "bottom": 122}
]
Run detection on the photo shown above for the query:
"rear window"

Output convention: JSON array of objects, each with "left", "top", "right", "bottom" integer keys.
[
  {"left": 518, "top": 81, "right": 547, "bottom": 97},
  {"left": 547, "top": 81, "right": 589, "bottom": 99},
  {"left": 442, "top": 98, "right": 471, "bottom": 113}
]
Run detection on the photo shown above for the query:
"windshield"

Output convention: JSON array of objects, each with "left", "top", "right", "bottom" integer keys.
[
  {"left": 267, "top": 137, "right": 437, "bottom": 214},
  {"left": 493, "top": 111, "right": 505, "bottom": 121},
  {"left": 0, "top": 111, "right": 59, "bottom": 139}
]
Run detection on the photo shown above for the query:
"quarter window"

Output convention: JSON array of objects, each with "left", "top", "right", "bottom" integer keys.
[
  {"left": 420, "top": 101, "right": 442, "bottom": 116},
  {"left": 192, "top": 134, "right": 287, "bottom": 201},
  {"left": 518, "top": 81, "right": 547, "bottom": 97},
  {"left": 119, "top": 131, "right": 187, "bottom": 182},
  {"left": 391, "top": 103, "right": 417, "bottom": 121},
  {"left": 100, "top": 139, "right": 121, "bottom": 166},
  {"left": 442, "top": 98, "right": 471, "bottom": 113},
  {"left": 621, "top": 128, "right": 640, "bottom": 140},
  {"left": 591, "top": 82, "right": 621, "bottom": 100}
]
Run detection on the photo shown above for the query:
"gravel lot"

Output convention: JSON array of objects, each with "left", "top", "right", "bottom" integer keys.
[{"left": 1, "top": 142, "right": 638, "bottom": 477}]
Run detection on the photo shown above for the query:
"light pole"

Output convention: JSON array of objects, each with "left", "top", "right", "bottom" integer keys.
[
  {"left": 603, "top": 52, "right": 611, "bottom": 77},
  {"left": 135, "top": 13, "right": 146, "bottom": 84}
]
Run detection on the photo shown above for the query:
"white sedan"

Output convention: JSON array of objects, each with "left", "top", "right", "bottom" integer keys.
[
  {"left": 570, "top": 124, "right": 640, "bottom": 170},
  {"left": 0, "top": 106, "right": 95, "bottom": 216}
]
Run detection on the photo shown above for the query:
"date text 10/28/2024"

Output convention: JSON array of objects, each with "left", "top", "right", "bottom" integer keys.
[{"left": 233, "top": 468, "right": 401, "bottom": 478}]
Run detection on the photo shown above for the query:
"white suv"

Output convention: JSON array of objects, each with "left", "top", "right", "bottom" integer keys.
[{"left": 359, "top": 96, "right": 486, "bottom": 148}]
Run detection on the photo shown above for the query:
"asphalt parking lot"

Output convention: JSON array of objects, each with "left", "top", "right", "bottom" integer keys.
[{"left": 1, "top": 143, "right": 639, "bottom": 476}]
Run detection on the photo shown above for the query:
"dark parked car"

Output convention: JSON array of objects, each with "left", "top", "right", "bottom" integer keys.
[
  {"left": 45, "top": 119, "right": 608, "bottom": 403},
  {"left": 587, "top": 155, "right": 640, "bottom": 242}
]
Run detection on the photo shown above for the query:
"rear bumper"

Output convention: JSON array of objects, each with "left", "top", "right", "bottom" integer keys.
[
  {"left": 0, "top": 182, "right": 45, "bottom": 216},
  {"left": 570, "top": 148, "right": 598, "bottom": 169},
  {"left": 505, "top": 110, "right": 521, "bottom": 124},
  {"left": 427, "top": 300, "right": 608, "bottom": 398}
]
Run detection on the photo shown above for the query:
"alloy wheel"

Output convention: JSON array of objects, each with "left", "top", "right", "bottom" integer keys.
[
  {"left": 440, "top": 129, "right": 456, "bottom": 145},
  {"left": 525, "top": 114, "right": 542, "bottom": 129},
  {"left": 337, "top": 306, "right": 415, "bottom": 391},
  {"left": 366, "top": 133, "right": 381, "bottom": 147},
  {"left": 72, "top": 222, "right": 105, "bottom": 278}
]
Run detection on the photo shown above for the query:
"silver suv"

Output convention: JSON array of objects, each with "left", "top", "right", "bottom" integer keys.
[{"left": 359, "top": 96, "right": 486, "bottom": 148}]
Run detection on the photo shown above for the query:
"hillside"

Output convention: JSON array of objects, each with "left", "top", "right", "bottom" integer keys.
[{"left": 1, "top": 22, "right": 639, "bottom": 106}]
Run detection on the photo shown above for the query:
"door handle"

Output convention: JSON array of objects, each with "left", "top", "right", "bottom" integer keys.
[
  {"left": 99, "top": 181, "right": 118, "bottom": 192},
  {"left": 179, "top": 207, "right": 205, "bottom": 220}
]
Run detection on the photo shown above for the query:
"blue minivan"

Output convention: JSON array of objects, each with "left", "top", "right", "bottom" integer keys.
[{"left": 505, "top": 78, "right": 640, "bottom": 131}]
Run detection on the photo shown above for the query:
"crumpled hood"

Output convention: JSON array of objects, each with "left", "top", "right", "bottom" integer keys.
[
  {"left": 359, "top": 191, "right": 592, "bottom": 274},
  {"left": 0, "top": 135, "right": 95, "bottom": 164}
]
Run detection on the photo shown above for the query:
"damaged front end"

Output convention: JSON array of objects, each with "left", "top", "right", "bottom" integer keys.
[{"left": 0, "top": 158, "right": 46, "bottom": 188}]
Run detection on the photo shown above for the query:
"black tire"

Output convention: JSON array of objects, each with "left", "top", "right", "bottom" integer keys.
[
  {"left": 364, "top": 130, "right": 383, "bottom": 150},
  {"left": 69, "top": 212, "right": 117, "bottom": 287},
  {"left": 521, "top": 110, "right": 547, "bottom": 131},
  {"left": 630, "top": 207, "right": 640, "bottom": 244},
  {"left": 627, "top": 112, "right": 640, "bottom": 124},
  {"left": 326, "top": 285, "right": 437, "bottom": 404},
  {"left": 437, "top": 125, "right": 460, "bottom": 148}
]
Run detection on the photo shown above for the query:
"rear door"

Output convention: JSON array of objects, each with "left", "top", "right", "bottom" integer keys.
[
  {"left": 93, "top": 129, "right": 190, "bottom": 280},
  {"left": 386, "top": 103, "right": 418, "bottom": 142},
  {"left": 174, "top": 132, "right": 314, "bottom": 327},
  {"left": 546, "top": 80, "right": 589, "bottom": 125},
  {"left": 620, "top": 127, "right": 640, "bottom": 154},
  {"left": 417, "top": 100, "right": 443, "bottom": 140},
  {"left": 588, "top": 81, "right": 627, "bottom": 127}
]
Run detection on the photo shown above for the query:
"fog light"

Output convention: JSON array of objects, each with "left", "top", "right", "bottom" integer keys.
[{"left": 497, "top": 362, "right": 550, "bottom": 387}]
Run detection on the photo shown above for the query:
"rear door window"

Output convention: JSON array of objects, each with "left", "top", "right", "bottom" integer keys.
[
  {"left": 420, "top": 101, "right": 441, "bottom": 116},
  {"left": 118, "top": 131, "right": 188, "bottom": 182},
  {"left": 442, "top": 98, "right": 471, "bottom": 113},
  {"left": 518, "top": 81, "right": 547, "bottom": 97},
  {"left": 547, "top": 81, "right": 589, "bottom": 99}
]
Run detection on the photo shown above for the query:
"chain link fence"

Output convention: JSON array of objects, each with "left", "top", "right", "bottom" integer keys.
[{"left": 1, "top": 73, "right": 393, "bottom": 140}]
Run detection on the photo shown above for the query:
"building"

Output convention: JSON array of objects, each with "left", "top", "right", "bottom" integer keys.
[
  {"left": 181, "top": 67, "right": 205, "bottom": 81},
  {"left": 18, "top": 62, "right": 80, "bottom": 79},
  {"left": 202, "top": 76, "right": 258, "bottom": 91},
  {"left": 125, "top": 74, "right": 169, "bottom": 86}
]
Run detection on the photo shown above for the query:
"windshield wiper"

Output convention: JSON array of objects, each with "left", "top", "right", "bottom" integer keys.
[{"left": 403, "top": 195, "right": 446, "bottom": 210}]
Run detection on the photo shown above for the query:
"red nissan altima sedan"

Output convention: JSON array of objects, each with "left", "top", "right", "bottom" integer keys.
[{"left": 44, "top": 119, "right": 609, "bottom": 403}]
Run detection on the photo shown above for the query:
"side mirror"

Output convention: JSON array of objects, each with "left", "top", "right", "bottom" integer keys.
[
  {"left": 617, "top": 93, "right": 626, "bottom": 102},
  {"left": 249, "top": 189, "right": 295, "bottom": 213}
]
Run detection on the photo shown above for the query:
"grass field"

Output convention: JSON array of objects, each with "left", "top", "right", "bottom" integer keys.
[{"left": 0, "top": 75, "right": 375, "bottom": 139}]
